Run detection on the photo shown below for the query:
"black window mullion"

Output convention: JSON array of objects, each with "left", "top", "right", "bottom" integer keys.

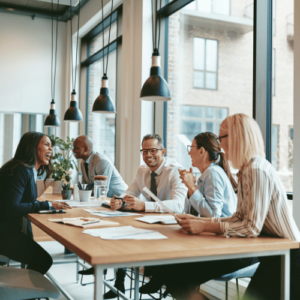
[{"left": 253, "top": 0, "right": 273, "bottom": 162}]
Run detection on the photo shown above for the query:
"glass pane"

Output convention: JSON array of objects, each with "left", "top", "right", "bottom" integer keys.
[
  {"left": 89, "top": 22, "right": 117, "bottom": 57},
  {"left": 272, "top": 125, "right": 279, "bottom": 169},
  {"left": 205, "top": 73, "right": 217, "bottom": 89},
  {"left": 272, "top": 0, "right": 293, "bottom": 192},
  {"left": 218, "top": 107, "right": 228, "bottom": 120},
  {"left": 205, "top": 107, "right": 216, "bottom": 118},
  {"left": 198, "top": 0, "right": 212, "bottom": 13},
  {"left": 194, "top": 38, "right": 205, "bottom": 70},
  {"left": 206, "top": 39, "right": 218, "bottom": 71},
  {"left": 185, "top": 2, "right": 196, "bottom": 10},
  {"left": 86, "top": 50, "right": 116, "bottom": 164},
  {"left": 194, "top": 71, "right": 204, "bottom": 88},
  {"left": 206, "top": 121, "right": 215, "bottom": 133},
  {"left": 181, "top": 120, "right": 202, "bottom": 142},
  {"left": 213, "top": 0, "right": 230, "bottom": 15},
  {"left": 165, "top": 0, "right": 253, "bottom": 170}
]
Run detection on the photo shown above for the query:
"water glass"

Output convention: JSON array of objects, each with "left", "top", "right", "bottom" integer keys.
[{"left": 94, "top": 178, "right": 107, "bottom": 201}]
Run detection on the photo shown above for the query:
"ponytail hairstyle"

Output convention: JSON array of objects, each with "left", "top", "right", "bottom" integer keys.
[{"left": 194, "top": 132, "right": 238, "bottom": 191}]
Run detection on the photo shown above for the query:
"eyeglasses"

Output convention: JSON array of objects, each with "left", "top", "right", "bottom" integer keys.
[
  {"left": 187, "top": 145, "right": 198, "bottom": 153},
  {"left": 140, "top": 148, "right": 163, "bottom": 155},
  {"left": 216, "top": 135, "right": 228, "bottom": 143}
]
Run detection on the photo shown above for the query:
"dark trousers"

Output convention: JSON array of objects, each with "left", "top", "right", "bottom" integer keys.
[
  {"left": 157, "top": 258, "right": 254, "bottom": 299},
  {"left": 0, "top": 230, "right": 52, "bottom": 275},
  {"left": 243, "top": 249, "right": 300, "bottom": 300}
]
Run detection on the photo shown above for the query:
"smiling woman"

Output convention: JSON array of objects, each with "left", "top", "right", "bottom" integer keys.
[{"left": 0, "top": 131, "right": 71, "bottom": 275}]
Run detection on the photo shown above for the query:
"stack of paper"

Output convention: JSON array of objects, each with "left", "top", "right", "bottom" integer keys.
[
  {"left": 84, "top": 209, "right": 141, "bottom": 218},
  {"left": 63, "top": 201, "right": 103, "bottom": 208},
  {"left": 83, "top": 226, "right": 167, "bottom": 240},
  {"left": 48, "top": 217, "right": 119, "bottom": 228},
  {"left": 136, "top": 215, "right": 177, "bottom": 225}
]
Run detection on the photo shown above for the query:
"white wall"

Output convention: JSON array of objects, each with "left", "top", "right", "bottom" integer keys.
[
  {"left": 293, "top": 1, "right": 300, "bottom": 227},
  {"left": 0, "top": 12, "right": 67, "bottom": 136}
]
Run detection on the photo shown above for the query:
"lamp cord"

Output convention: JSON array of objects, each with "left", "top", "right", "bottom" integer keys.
[
  {"left": 151, "top": 0, "right": 162, "bottom": 52},
  {"left": 70, "top": 0, "right": 81, "bottom": 92},
  {"left": 105, "top": 0, "right": 113, "bottom": 75},
  {"left": 101, "top": 0, "right": 104, "bottom": 75},
  {"left": 51, "top": 0, "right": 59, "bottom": 101}
]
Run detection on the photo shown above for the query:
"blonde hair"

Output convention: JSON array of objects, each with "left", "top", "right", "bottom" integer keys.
[{"left": 220, "top": 114, "right": 265, "bottom": 170}]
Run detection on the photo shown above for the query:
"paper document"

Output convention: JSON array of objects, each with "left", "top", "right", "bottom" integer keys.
[
  {"left": 83, "top": 226, "right": 167, "bottom": 240},
  {"left": 143, "top": 187, "right": 176, "bottom": 216},
  {"left": 48, "top": 217, "right": 119, "bottom": 228},
  {"left": 136, "top": 215, "right": 177, "bottom": 225},
  {"left": 63, "top": 201, "right": 103, "bottom": 208},
  {"left": 84, "top": 209, "right": 141, "bottom": 217}
]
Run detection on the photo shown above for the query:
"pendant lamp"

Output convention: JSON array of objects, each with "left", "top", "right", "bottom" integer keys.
[
  {"left": 140, "top": 0, "right": 171, "bottom": 102},
  {"left": 92, "top": 0, "right": 116, "bottom": 113},
  {"left": 64, "top": 0, "right": 83, "bottom": 122},
  {"left": 45, "top": 0, "right": 61, "bottom": 127}
]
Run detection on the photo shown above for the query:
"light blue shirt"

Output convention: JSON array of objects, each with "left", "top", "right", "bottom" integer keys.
[{"left": 184, "top": 163, "right": 237, "bottom": 218}]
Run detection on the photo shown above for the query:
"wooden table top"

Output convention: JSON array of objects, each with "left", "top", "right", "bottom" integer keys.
[{"left": 30, "top": 192, "right": 300, "bottom": 265}]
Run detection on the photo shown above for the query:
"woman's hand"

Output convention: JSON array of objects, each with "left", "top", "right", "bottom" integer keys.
[
  {"left": 178, "top": 168, "right": 197, "bottom": 196},
  {"left": 110, "top": 196, "right": 123, "bottom": 211},
  {"left": 52, "top": 201, "right": 72, "bottom": 210},
  {"left": 178, "top": 219, "right": 207, "bottom": 234}
]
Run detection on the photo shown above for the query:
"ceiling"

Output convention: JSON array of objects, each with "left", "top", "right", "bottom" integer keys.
[{"left": 0, "top": 0, "right": 91, "bottom": 22}]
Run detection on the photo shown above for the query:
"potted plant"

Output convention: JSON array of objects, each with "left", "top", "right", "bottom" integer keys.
[
  {"left": 61, "top": 174, "right": 72, "bottom": 200},
  {"left": 50, "top": 135, "right": 77, "bottom": 194}
]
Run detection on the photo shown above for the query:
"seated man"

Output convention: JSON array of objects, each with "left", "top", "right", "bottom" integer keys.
[
  {"left": 72, "top": 135, "right": 128, "bottom": 198},
  {"left": 104, "top": 133, "right": 187, "bottom": 298},
  {"left": 111, "top": 133, "right": 187, "bottom": 213}
]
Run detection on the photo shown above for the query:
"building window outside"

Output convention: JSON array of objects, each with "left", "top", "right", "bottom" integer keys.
[
  {"left": 181, "top": 106, "right": 228, "bottom": 142},
  {"left": 194, "top": 38, "right": 218, "bottom": 90},
  {"left": 186, "top": 0, "right": 231, "bottom": 16}
]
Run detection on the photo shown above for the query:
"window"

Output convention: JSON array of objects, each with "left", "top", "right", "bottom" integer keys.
[
  {"left": 186, "top": 0, "right": 230, "bottom": 16},
  {"left": 164, "top": 0, "right": 253, "bottom": 170},
  {"left": 271, "top": 0, "right": 293, "bottom": 192},
  {"left": 194, "top": 38, "right": 218, "bottom": 90},
  {"left": 181, "top": 106, "right": 228, "bottom": 142},
  {"left": 272, "top": 48, "right": 275, "bottom": 96},
  {"left": 271, "top": 125, "right": 279, "bottom": 170},
  {"left": 289, "top": 126, "right": 293, "bottom": 170},
  {"left": 81, "top": 4, "right": 122, "bottom": 164}
]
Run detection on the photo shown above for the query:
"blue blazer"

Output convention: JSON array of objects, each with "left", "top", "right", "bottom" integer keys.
[{"left": 0, "top": 165, "right": 49, "bottom": 236}]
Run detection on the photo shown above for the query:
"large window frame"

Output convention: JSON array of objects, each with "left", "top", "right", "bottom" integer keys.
[
  {"left": 80, "top": 4, "right": 123, "bottom": 166},
  {"left": 158, "top": 0, "right": 287, "bottom": 197}
]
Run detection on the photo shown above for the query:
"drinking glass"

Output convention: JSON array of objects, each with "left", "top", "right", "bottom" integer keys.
[{"left": 94, "top": 175, "right": 108, "bottom": 201}]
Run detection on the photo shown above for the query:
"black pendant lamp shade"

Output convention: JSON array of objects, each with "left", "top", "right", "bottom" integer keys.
[
  {"left": 44, "top": 100, "right": 61, "bottom": 127},
  {"left": 92, "top": 75, "right": 116, "bottom": 113},
  {"left": 64, "top": 90, "right": 83, "bottom": 122},
  {"left": 140, "top": 49, "right": 171, "bottom": 102}
]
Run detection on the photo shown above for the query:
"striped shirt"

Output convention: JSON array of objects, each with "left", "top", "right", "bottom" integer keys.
[{"left": 212, "top": 155, "right": 300, "bottom": 241}]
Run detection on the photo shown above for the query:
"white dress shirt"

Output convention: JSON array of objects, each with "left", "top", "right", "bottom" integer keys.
[
  {"left": 212, "top": 155, "right": 300, "bottom": 241},
  {"left": 121, "top": 157, "right": 187, "bottom": 213}
]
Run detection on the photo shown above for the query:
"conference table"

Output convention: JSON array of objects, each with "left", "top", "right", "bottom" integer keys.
[{"left": 29, "top": 193, "right": 299, "bottom": 300}]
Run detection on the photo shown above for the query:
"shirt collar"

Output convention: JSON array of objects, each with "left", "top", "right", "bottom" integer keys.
[
  {"left": 85, "top": 152, "right": 93, "bottom": 164},
  {"left": 151, "top": 158, "right": 166, "bottom": 176},
  {"left": 33, "top": 168, "right": 38, "bottom": 181}
]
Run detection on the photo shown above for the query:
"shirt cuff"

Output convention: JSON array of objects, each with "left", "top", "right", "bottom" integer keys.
[
  {"left": 48, "top": 201, "right": 53, "bottom": 210},
  {"left": 145, "top": 202, "right": 155, "bottom": 212}
]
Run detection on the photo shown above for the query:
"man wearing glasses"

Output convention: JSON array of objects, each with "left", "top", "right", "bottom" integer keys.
[{"left": 111, "top": 133, "right": 187, "bottom": 213}]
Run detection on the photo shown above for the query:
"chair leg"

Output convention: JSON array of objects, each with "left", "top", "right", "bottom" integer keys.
[
  {"left": 130, "top": 268, "right": 133, "bottom": 298},
  {"left": 236, "top": 278, "right": 240, "bottom": 300},
  {"left": 140, "top": 274, "right": 145, "bottom": 300},
  {"left": 76, "top": 256, "right": 79, "bottom": 283},
  {"left": 225, "top": 281, "right": 228, "bottom": 300}
]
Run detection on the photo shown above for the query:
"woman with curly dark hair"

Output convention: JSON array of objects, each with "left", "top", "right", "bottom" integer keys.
[{"left": 0, "top": 132, "right": 71, "bottom": 274}]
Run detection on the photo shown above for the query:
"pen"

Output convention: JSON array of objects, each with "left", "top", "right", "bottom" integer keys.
[{"left": 82, "top": 220, "right": 100, "bottom": 225}]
